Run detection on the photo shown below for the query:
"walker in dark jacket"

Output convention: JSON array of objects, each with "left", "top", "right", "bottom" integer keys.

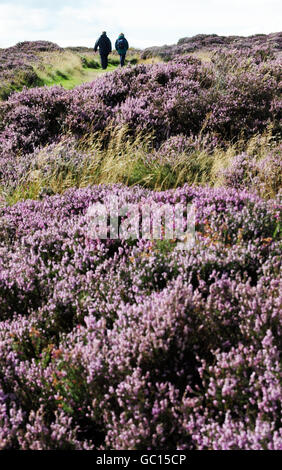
[
  {"left": 115, "top": 33, "right": 129, "bottom": 67},
  {"left": 94, "top": 31, "right": 112, "bottom": 69}
]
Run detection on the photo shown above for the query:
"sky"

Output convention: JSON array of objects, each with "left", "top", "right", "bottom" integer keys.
[{"left": 0, "top": 0, "right": 281, "bottom": 49}]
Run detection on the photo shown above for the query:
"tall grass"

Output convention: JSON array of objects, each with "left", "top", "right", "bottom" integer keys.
[{"left": 5, "top": 126, "right": 280, "bottom": 206}]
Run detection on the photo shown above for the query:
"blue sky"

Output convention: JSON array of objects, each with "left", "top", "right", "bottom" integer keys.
[{"left": 0, "top": 0, "right": 281, "bottom": 49}]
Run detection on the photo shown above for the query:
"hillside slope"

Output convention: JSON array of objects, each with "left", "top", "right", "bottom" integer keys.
[{"left": 0, "top": 34, "right": 281, "bottom": 451}]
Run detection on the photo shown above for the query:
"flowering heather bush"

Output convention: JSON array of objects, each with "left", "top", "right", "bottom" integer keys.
[
  {"left": 0, "top": 136, "right": 91, "bottom": 193},
  {"left": 141, "top": 32, "right": 282, "bottom": 60},
  {"left": 12, "top": 41, "right": 63, "bottom": 53},
  {"left": 221, "top": 146, "right": 282, "bottom": 197},
  {"left": 156, "top": 133, "right": 219, "bottom": 159},
  {"left": 0, "top": 183, "right": 281, "bottom": 449},
  {"left": 0, "top": 48, "right": 280, "bottom": 160},
  {"left": 0, "top": 85, "right": 69, "bottom": 154}
]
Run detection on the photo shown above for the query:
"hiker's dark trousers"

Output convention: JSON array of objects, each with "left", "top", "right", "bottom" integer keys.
[
  {"left": 100, "top": 53, "right": 108, "bottom": 69},
  {"left": 119, "top": 54, "right": 126, "bottom": 67}
]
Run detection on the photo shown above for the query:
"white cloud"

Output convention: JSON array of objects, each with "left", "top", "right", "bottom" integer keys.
[
  {"left": 0, "top": 4, "right": 55, "bottom": 46},
  {"left": 0, "top": 0, "right": 281, "bottom": 49}
]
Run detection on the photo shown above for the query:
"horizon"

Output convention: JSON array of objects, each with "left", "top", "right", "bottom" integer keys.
[
  {"left": 0, "top": 0, "right": 281, "bottom": 49},
  {"left": 1, "top": 30, "right": 281, "bottom": 52}
]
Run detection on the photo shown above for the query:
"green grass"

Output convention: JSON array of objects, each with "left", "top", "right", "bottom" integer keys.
[
  {"left": 34, "top": 51, "right": 119, "bottom": 89},
  {"left": 39, "top": 64, "right": 118, "bottom": 89}
]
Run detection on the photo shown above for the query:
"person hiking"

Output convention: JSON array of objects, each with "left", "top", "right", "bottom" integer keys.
[
  {"left": 115, "top": 33, "right": 129, "bottom": 67},
  {"left": 94, "top": 31, "right": 112, "bottom": 70}
]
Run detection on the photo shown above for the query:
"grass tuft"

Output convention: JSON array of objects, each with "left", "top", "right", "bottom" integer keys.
[{"left": 4, "top": 126, "right": 281, "bottom": 206}]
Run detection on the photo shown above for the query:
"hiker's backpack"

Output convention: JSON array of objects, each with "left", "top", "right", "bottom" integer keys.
[{"left": 117, "top": 38, "right": 127, "bottom": 51}]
